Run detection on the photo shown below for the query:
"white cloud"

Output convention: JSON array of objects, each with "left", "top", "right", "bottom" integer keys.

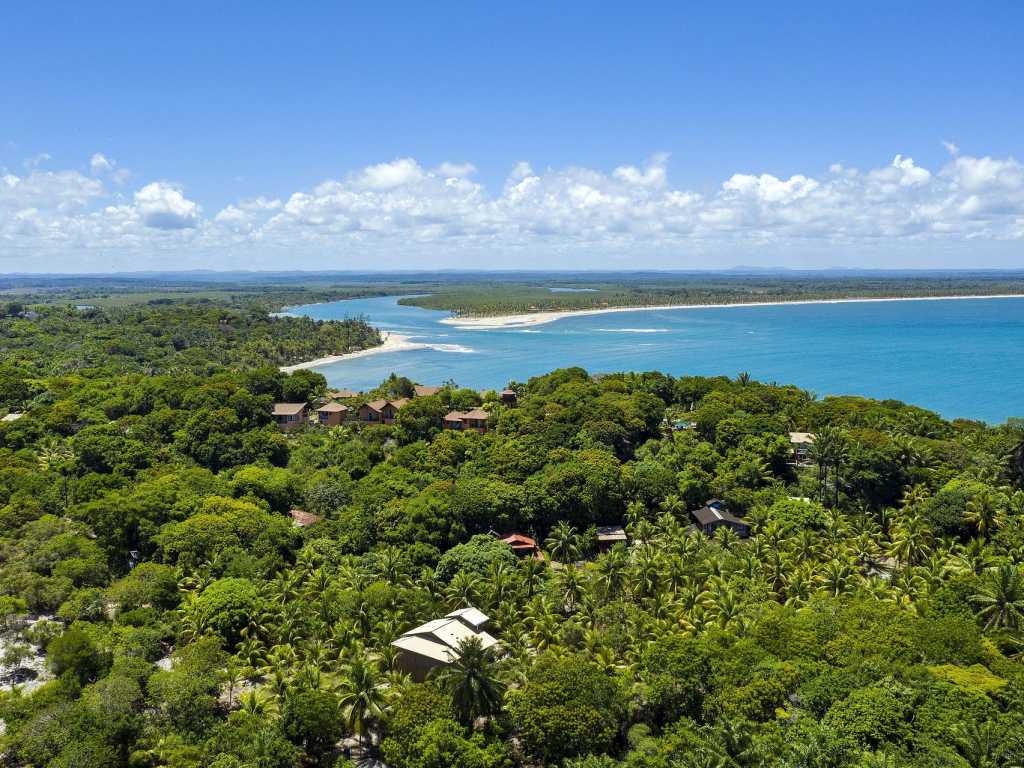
[
  {"left": 436, "top": 162, "right": 477, "bottom": 178},
  {"left": 3, "top": 150, "right": 1024, "bottom": 269},
  {"left": 356, "top": 158, "right": 424, "bottom": 190},
  {"left": 134, "top": 182, "right": 200, "bottom": 229},
  {"left": 90, "top": 153, "right": 115, "bottom": 174}
]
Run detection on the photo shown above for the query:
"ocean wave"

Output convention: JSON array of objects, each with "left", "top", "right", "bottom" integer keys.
[
  {"left": 423, "top": 342, "right": 476, "bottom": 354},
  {"left": 597, "top": 327, "right": 669, "bottom": 333}
]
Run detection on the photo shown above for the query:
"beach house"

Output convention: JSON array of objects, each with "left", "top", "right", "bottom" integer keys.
[
  {"left": 789, "top": 432, "right": 816, "bottom": 464},
  {"left": 391, "top": 607, "right": 498, "bottom": 680},
  {"left": 442, "top": 408, "right": 490, "bottom": 433},
  {"left": 496, "top": 532, "right": 542, "bottom": 559},
  {"left": 272, "top": 402, "right": 309, "bottom": 431},
  {"left": 690, "top": 503, "right": 750, "bottom": 538},
  {"left": 315, "top": 401, "right": 349, "bottom": 427},
  {"left": 357, "top": 398, "right": 408, "bottom": 424}
]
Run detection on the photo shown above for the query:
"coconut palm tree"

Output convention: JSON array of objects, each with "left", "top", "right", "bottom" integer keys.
[
  {"left": 336, "top": 656, "right": 390, "bottom": 749},
  {"left": 36, "top": 437, "right": 76, "bottom": 510},
  {"left": 545, "top": 521, "right": 581, "bottom": 563},
  {"left": 445, "top": 571, "right": 481, "bottom": 609},
  {"left": 951, "top": 720, "right": 1001, "bottom": 768},
  {"left": 964, "top": 489, "right": 1008, "bottom": 540},
  {"left": 971, "top": 564, "right": 1024, "bottom": 630},
  {"left": 435, "top": 635, "right": 505, "bottom": 725},
  {"left": 888, "top": 513, "right": 933, "bottom": 567}
]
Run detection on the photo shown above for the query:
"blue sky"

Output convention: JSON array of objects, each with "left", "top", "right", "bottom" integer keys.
[{"left": 2, "top": 2, "right": 1023, "bottom": 271}]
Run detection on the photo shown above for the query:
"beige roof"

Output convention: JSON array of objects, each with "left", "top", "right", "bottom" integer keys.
[
  {"left": 365, "top": 399, "right": 389, "bottom": 412},
  {"left": 317, "top": 401, "right": 348, "bottom": 412},
  {"left": 391, "top": 635, "right": 457, "bottom": 664},
  {"left": 445, "top": 409, "right": 488, "bottom": 422},
  {"left": 789, "top": 432, "right": 816, "bottom": 444},
  {"left": 446, "top": 606, "right": 489, "bottom": 630},
  {"left": 392, "top": 607, "right": 497, "bottom": 664},
  {"left": 391, "top": 398, "right": 410, "bottom": 409},
  {"left": 272, "top": 402, "right": 307, "bottom": 416},
  {"left": 414, "top": 385, "right": 442, "bottom": 397}
]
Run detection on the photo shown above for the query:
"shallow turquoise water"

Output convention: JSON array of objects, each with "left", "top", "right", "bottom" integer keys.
[{"left": 289, "top": 295, "right": 1024, "bottom": 424}]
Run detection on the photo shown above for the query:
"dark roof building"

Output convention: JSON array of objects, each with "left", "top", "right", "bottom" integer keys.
[
  {"left": 691, "top": 505, "right": 750, "bottom": 538},
  {"left": 595, "top": 525, "right": 628, "bottom": 548}
]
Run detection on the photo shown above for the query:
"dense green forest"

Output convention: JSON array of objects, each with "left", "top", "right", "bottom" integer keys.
[
  {"left": 0, "top": 300, "right": 1023, "bottom": 768},
  {"left": 398, "top": 275, "right": 1024, "bottom": 317},
  {"left": 0, "top": 299, "right": 380, "bottom": 377}
]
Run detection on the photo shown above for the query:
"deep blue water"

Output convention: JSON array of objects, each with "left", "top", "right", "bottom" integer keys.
[{"left": 289, "top": 295, "right": 1024, "bottom": 424}]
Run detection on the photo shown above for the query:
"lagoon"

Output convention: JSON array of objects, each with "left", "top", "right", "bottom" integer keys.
[{"left": 288, "top": 295, "right": 1024, "bottom": 424}]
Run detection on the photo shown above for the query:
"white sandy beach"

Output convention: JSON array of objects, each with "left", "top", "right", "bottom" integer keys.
[
  {"left": 439, "top": 293, "right": 1024, "bottom": 329},
  {"left": 279, "top": 333, "right": 414, "bottom": 372}
]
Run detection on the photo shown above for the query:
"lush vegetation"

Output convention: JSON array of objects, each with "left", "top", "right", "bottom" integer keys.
[
  {"left": 0, "top": 330, "right": 1023, "bottom": 768},
  {"left": 0, "top": 299, "right": 380, "bottom": 379},
  {"left": 398, "top": 274, "right": 1024, "bottom": 317}
]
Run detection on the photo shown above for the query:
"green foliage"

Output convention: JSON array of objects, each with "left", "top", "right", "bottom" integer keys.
[
  {"left": 435, "top": 534, "right": 518, "bottom": 582},
  {"left": 0, "top": 310, "right": 1023, "bottom": 768},
  {"left": 280, "top": 689, "right": 343, "bottom": 759},
  {"left": 194, "top": 577, "right": 264, "bottom": 647},
  {"left": 507, "top": 654, "right": 627, "bottom": 764},
  {"left": 48, "top": 627, "right": 109, "bottom": 683}
]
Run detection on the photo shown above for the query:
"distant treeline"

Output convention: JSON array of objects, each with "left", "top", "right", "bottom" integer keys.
[
  {"left": 0, "top": 297, "right": 381, "bottom": 378},
  {"left": 399, "top": 275, "right": 1024, "bottom": 316}
]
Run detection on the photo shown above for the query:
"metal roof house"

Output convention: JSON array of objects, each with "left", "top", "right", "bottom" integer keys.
[
  {"left": 690, "top": 505, "right": 750, "bottom": 538},
  {"left": 391, "top": 607, "right": 498, "bottom": 680},
  {"left": 595, "top": 525, "right": 628, "bottom": 549}
]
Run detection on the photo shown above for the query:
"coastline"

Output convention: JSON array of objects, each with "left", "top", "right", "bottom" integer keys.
[
  {"left": 439, "top": 293, "right": 1024, "bottom": 329},
  {"left": 279, "top": 332, "right": 413, "bottom": 372}
]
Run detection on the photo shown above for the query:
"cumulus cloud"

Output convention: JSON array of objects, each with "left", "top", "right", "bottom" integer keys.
[
  {"left": 90, "top": 153, "right": 115, "bottom": 174},
  {"left": 134, "top": 182, "right": 200, "bottom": 229},
  {"left": 3, "top": 149, "right": 1024, "bottom": 268},
  {"left": 356, "top": 158, "right": 424, "bottom": 190}
]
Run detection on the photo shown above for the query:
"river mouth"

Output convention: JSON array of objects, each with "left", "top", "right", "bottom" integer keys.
[{"left": 289, "top": 294, "right": 1024, "bottom": 424}]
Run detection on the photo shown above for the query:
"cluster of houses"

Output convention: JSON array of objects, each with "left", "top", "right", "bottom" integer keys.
[
  {"left": 392, "top": 499, "right": 750, "bottom": 678},
  {"left": 271, "top": 385, "right": 518, "bottom": 433}
]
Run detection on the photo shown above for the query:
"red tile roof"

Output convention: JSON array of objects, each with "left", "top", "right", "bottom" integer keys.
[{"left": 289, "top": 509, "right": 323, "bottom": 527}]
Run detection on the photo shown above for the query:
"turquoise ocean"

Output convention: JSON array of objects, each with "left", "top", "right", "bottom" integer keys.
[{"left": 288, "top": 295, "right": 1024, "bottom": 424}]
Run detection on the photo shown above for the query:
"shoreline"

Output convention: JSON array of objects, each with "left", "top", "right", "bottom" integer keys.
[
  {"left": 279, "top": 333, "right": 414, "bottom": 372},
  {"left": 438, "top": 293, "right": 1024, "bottom": 329}
]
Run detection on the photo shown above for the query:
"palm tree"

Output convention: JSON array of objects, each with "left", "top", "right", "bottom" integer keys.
[
  {"left": 964, "top": 489, "right": 1007, "bottom": 540},
  {"left": 888, "top": 513, "right": 932, "bottom": 567},
  {"left": 519, "top": 557, "right": 547, "bottom": 598},
  {"left": 445, "top": 571, "right": 481, "bottom": 609},
  {"left": 951, "top": 720, "right": 1001, "bottom": 768},
  {"left": 556, "top": 564, "right": 584, "bottom": 613},
  {"left": 545, "top": 521, "right": 580, "bottom": 563},
  {"left": 971, "top": 564, "right": 1024, "bottom": 630},
  {"left": 37, "top": 437, "right": 75, "bottom": 510},
  {"left": 335, "top": 656, "right": 390, "bottom": 749},
  {"left": 435, "top": 636, "right": 505, "bottom": 725}
]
